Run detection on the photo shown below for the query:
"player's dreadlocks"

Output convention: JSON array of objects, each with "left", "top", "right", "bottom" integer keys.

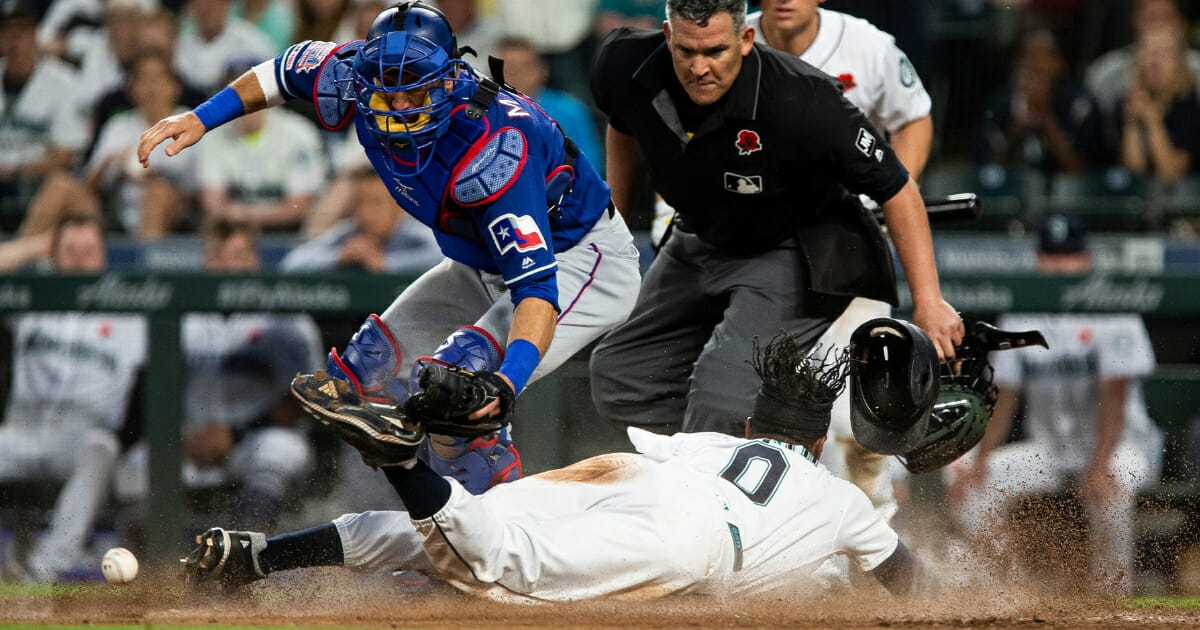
[{"left": 749, "top": 331, "right": 851, "bottom": 447}]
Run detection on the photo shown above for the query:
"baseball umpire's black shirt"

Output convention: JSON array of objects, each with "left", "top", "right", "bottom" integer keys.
[{"left": 593, "top": 28, "right": 910, "bottom": 302}]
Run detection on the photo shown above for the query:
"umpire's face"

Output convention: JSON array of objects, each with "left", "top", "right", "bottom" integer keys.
[{"left": 665, "top": 11, "right": 755, "bottom": 106}]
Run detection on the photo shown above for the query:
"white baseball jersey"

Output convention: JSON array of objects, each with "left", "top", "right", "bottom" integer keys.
[
  {"left": 989, "top": 313, "right": 1159, "bottom": 461},
  {"left": 196, "top": 108, "right": 327, "bottom": 209},
  {"left": 182, "top": 313, "right": 322, "bottom": 430},
  {"left": 3, "top": 313, "right": 147, "bottom": 432},
  {"left": 88, "top": 107, "right": 200, "bottom": 234},
  {"left": 0, "top": 59, "right": 91, "bottom": 169},
  {"left": 401, "top": 428, "right": 897, "bottom": 603},
  {"left": 747, "top": 8, "right": 931, "bottom": 137},
  {"left": 174, "top": 17, "right": 275, "bottom": 92}
]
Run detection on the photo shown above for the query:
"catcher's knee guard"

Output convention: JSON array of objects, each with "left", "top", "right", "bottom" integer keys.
[
  {"left": 418, "top": 427, "right": 521, "bottom": 495},
  {"left": 328, "top": 314, "right": 407, "bottom": 404},
  {"left": 409, "top": 326, "right": 502, "bottom": 392}
]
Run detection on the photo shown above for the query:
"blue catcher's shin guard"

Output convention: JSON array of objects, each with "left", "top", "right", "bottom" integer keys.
[
  {"left": 327, "top": 314, "right": 408, "bottom": 405},
  {"left": 418, "top": 428, "right": 522, "bottom": 495},
  {"left": 412, "top": 326, "right": 520, "bottom": 493}
]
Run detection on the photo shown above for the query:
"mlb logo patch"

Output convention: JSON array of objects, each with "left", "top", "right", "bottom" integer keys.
[
  {"left": 856, "top": 128, "right": 876, "bottom": 157},
  {"left": 293, "top": 41, "right": 334, "bottom": 74},
  {"left": 724, "top": 172, "right": 763, "bottom": 194},
  {"left": 489, "top": 214, "right": 547, "bottom": 254}
]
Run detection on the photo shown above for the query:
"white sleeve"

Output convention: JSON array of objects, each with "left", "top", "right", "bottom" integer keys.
[
  {"left": 871, "top": 36, "right": 931, "bottom": 134},
  {"left": 833, "top": 480, "right": 899, "bottom": 572}
]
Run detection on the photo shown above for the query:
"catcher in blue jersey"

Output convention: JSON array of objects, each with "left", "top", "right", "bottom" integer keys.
[{"left": 138, "top": 1, "right": 641, "bottom": 494}]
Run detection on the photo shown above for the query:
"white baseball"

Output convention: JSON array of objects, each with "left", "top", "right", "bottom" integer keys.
[{"left": 101, "top": 547, "right": 139, "bottom": 584}]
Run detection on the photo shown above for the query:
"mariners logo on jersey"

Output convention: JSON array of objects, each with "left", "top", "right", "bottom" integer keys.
[
  {"left": 735, "top": 129, "right": 762, "bottom": 156},
  {"left": 489, "top": 214, "right": 547, "bottom": 254}
]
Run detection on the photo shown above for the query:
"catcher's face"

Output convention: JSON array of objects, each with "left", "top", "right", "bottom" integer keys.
[{"left": 665, "top": 11, "right": 755, "bottom": 106}]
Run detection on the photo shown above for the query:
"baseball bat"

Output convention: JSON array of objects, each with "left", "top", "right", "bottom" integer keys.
[{"left": 872, "top": 192, "right": 981, "bottom": 225}]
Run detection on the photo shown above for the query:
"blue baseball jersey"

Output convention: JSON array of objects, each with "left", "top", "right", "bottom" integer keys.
[{"left": 269, "top": 40, "right": 613, "bottom": 309}]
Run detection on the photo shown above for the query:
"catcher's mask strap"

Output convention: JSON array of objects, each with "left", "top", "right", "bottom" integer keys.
[{"left": 969, "top": 321, "right": 1049, "bottom": 352}]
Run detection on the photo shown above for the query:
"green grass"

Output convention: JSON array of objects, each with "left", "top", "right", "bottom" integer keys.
[{"left": 1126, "top": 595, "right": 1200, "bottom": 609}]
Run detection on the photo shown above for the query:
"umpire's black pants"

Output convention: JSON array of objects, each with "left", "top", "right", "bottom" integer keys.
[{"left": 589, "top": 231, "right": 839, "bottom": 436}]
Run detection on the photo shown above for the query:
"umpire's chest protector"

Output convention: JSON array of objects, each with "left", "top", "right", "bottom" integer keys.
[{"left": 592, "top": 31, "right": 903, "bottom": 305}]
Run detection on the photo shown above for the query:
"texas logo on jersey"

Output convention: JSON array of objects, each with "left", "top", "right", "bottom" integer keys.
[{"left": 489, "top": 213, "right": 547, "bottom": 254}]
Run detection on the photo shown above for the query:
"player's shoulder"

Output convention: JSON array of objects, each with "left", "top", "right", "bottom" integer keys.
[
  {"left": 822, "top": 8, "right": 897, "bottom": 47},
  {"left": 594, "top": 27, "right": 663, "bottom": 76}
]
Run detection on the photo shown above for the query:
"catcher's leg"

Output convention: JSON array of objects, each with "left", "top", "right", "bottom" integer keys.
[
  {"left": 325, "top": 313, "right": 409, "bottom": 405},
  {"left": 413, "top": 326, "right": 521, "bottom": 494}
]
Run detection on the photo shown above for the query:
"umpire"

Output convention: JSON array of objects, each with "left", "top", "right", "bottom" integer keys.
[{"left": 589, "top": 0, "right": 963, "bottom": 435}]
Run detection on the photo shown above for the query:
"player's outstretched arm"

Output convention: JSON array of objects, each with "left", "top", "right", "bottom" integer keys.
[
  {"left": 870, "top": 540, "right": 938, "bottom": 596},
  {"left": 137, "top": 69, "right": 271, "bottom": 168},
  {"left": 880, "top": 178, "right": 963, "bottom": 360}
]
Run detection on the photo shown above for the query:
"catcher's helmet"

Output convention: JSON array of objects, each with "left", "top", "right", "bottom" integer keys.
[
  {"left": 354, "top": 2, "right": 475, "bottom": 174},
  {"left": 367, "top": 1, "right": 460, "bottom": 59},
  {"left": 898, "top": 320, "right": 1046, "bottom": 474},
  {"left": 848, "top": 317, "right": 939, "bottom": 455}
]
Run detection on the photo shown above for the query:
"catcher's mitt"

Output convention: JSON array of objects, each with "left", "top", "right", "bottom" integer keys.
[{"left": 404, "top": 362, "right": 515, "bottom": 437}]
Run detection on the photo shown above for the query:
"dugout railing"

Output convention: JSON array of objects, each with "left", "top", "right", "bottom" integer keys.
[{"left": 1, "top": 270, "right": 1198, "bottom": 571}]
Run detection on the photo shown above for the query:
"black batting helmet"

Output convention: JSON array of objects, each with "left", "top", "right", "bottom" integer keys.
[
  {"left": 898, "top": 321, "right": 1046, "bottom": 474},
  {"left": 848, "top": 317, "right": 939, "bottom": 455}
]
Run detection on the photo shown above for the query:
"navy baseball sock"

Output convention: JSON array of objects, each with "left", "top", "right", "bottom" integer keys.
[
  {"left": 260, "top": 522, "right": 344, "bottom": 573},
  {"left": 383, "top": 459, "right": 452, "bottom": 520}
]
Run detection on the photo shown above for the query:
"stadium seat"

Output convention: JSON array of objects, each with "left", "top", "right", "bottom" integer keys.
[
  {"left": 920, "top": 163, "right": 1042, "bottom": 233},
  {"left": 1043, "top": 168, "right": 1149, "bottom": 232}
]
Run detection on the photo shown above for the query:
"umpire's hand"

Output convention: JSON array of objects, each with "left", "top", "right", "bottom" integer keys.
[
  {"left": 911, "top": 298, "right": 964, "bottom": 361},
  {"left": 137, "top": 111, "right": 207, "bottom": 168}
]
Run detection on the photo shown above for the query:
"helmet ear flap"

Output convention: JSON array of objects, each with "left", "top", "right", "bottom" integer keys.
[{"left": 848, "top": 318, "right": 939, "bottom": 455}]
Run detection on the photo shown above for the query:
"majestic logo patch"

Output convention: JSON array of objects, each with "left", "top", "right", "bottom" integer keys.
[
  {"left": 837, "top": 73, "right": 857, "bottom": 91},
  {"left": 724, "top": 172, "right": 763, "bottom": 194},
  {"left": 856, "top": 128, "right": 876, "bottom": 157},
  {"left": 489, "top": 214, "right": 547, "bottom": 254},
  {"left": 735, "top": 129, "right": 762, "bottom": 155}
]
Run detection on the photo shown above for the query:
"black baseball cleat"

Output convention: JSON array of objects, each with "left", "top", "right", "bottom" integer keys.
[
  {"left": 181, "top": 527, "right": 267, "bottom": 592},
  {"left": 291, "top": 371, "right": 425, "bottom": 467}
]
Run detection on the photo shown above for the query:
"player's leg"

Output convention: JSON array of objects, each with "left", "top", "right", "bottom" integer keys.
[
  {"left": 1082, "top": 443, "right": 1156, "bottom": 595},
  {"left": 323, "top": 259, "right": 491, "bottom": 404},
  {"left": 681, "top": 241, "right": 839, "bottom": 435},
  {"left": 408, "top": 455, "right": 736, "bottom": 602},
  {"left": 814, "top": 298, "right": 897, "bottom": 519},
  {"left": 182, "top": 510, "right": 429, "bottom": 591},
  {"left": 25, "top": 427, "right": 120, "bottom": 581},
  {"left": 589, "top": 231, "right": 725, "bottom": 434}
]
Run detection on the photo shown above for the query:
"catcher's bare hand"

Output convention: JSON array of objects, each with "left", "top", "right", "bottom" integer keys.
[{"left": 138, "top": 111, "right": 206, "bottom": 168}]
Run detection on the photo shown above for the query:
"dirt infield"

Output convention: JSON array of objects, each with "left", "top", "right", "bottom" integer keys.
[{"left": 3, "top": 567, "right": 1200, "bottom": 630}]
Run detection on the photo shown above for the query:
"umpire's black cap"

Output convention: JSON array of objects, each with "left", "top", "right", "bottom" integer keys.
[{"left": 1037, "top": 213, "right": 1088, "bottom": 255}]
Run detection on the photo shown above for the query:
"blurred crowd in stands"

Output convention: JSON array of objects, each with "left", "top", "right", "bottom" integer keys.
[
  {"left": 0, "top": 0, "right": 1198, "bottom": 588},
  {"left": 0, "top": 0, "right": 1195, "bottom": 260}
]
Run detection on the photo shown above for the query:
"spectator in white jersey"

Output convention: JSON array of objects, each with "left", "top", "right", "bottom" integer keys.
[
  {"left": 944, "top": 213, "right": 1163, "bottom": 596},
  {"left": 0, "top": 2, "right": 91, "bottom": 232},
  {"left": 176, "top": 0, "right": 274, "bottom": 93},
  {"left": 0, "top": 214, "right": 147, "bottom": 582},
  {"left": 181, "top": 330, "right": 937, "bottom": 601}
]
